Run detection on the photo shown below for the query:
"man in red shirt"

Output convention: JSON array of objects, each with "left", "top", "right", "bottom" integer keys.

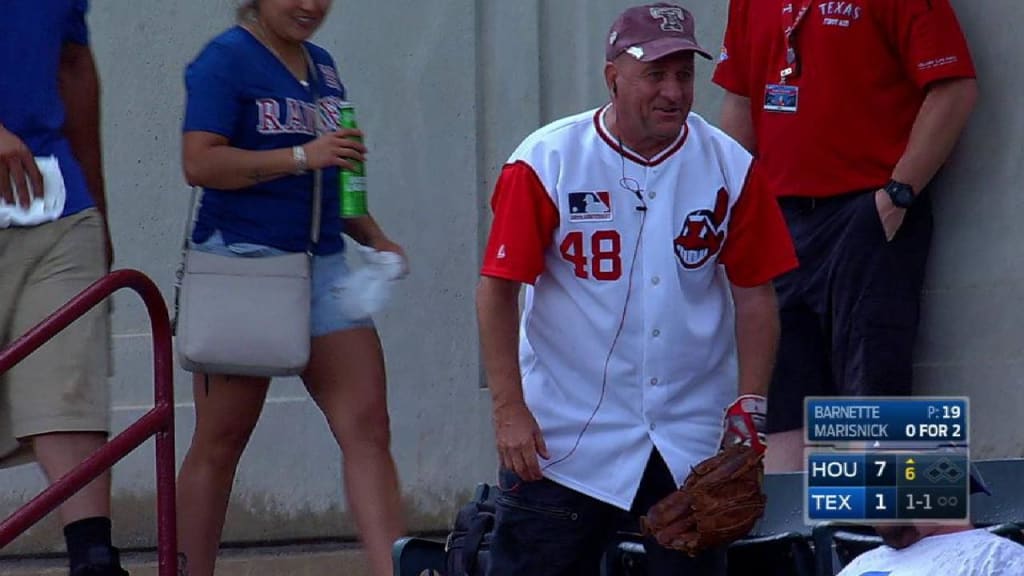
[{"left": 713, "top": 0, "right": 979, "bottom": 472}]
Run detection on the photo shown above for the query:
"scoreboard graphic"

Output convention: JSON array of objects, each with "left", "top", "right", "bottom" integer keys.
[{"left": 804, "top": 397, "right": 970, "bottom": 524}]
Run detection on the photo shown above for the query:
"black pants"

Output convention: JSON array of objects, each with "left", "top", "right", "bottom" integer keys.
[
  {"left": 767, "top": 189, "right": 933, "bottom": 433},
  {"left": 486, "top": 450, "right": 727, "bottom": 576}
]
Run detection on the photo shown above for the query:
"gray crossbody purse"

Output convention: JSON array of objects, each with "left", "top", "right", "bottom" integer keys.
[
  {"left": 174, "top": 177, "right": 319, "bottom": 377},
  {"left": 174, "top": 48, "right": 323, "bottom": 378}
]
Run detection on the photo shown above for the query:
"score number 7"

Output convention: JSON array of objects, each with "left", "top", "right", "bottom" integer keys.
[{"left": 559, "top": 230, "right": 623, "bottom": 281}]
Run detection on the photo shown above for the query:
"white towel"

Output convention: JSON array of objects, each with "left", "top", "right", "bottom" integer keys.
[
  {"left": 0, "top": 156, "right": 67, "bottom": 228},
  {"left": 331, "top": 244, "right": 407, "bottom": 320}
]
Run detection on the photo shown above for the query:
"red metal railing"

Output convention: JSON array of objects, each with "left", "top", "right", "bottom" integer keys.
[{"left": 0, "top": 269, "right": 177, "bottom": 576}]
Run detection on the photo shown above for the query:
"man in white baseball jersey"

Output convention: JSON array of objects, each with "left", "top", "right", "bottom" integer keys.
[{"left": 476, "top": 4, "right": 798, "bottom": 575}]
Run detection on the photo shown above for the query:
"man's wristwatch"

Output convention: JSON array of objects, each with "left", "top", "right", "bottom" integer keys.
[{"left": 884, "top": 179, "right": 916, "bottom": 209}]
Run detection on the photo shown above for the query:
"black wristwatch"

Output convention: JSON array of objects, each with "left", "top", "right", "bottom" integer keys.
[{"left": 884, "top": 179, "right": 916, "bottom": 209}]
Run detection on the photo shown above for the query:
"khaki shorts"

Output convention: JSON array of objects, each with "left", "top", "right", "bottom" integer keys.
[{"left": 0, "top": 208, "right": 111, "bottom": 463}]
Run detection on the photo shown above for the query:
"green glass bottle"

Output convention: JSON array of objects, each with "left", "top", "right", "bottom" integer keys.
[{"left": 339, "top": 103, "right": 368, "bottom": 217}]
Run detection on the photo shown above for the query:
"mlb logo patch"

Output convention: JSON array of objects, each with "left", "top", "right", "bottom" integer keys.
[{"left": 568, "top": 191, "right": 613, "bottom": 222}]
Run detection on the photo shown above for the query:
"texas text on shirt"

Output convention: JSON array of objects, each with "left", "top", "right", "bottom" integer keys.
[
  {"left": 479, "top": 108, "right": 796, "bottom": 508},
  {"left": 712, "top": 0, "right": 976, "bottom": 198}
]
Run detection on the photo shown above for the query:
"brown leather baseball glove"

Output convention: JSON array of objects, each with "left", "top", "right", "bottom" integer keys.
[{"left": 639, "top": 444, "right": 766, "bottom": 556}]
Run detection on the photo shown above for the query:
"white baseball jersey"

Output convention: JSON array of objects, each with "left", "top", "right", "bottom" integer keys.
[
  {"left": 481, "top": 104, "right": 796, "bottom": 509},
  {"left": 837, "top": 529, "right": 1024, "bottom": 576}
]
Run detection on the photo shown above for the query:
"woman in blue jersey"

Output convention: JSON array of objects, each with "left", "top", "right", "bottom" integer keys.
[{"left": 175, "top": 1, "right": 406, "bottom": 575}]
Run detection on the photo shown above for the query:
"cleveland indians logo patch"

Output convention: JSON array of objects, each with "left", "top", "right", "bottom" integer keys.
[{"left": 674, "top": 188, "right": 729, "bottom": 269}]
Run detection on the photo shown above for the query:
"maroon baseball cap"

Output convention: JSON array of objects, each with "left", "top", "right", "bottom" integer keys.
[{"left": 606, "top": 3, "right": 712, "bottom": 62}]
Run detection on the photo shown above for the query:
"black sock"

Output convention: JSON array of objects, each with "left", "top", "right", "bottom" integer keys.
[{"left": 63, "top": 516, "right": 114, "bottom": 571}]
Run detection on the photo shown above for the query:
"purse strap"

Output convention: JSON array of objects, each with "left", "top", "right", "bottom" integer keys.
[{"left": 305, "top": 45, "right": 322, "bottom": 250}]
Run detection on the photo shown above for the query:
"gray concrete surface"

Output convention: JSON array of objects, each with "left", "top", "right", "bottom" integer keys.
[
  {"left": 1, "top": 541, "right": 373, "bottom": 576},
  {"left": 2, "top": 0, "right": 1021, "bottom": 559}
]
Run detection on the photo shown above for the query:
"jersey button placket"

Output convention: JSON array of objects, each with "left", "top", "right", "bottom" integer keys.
[{"left": 649, "top": 327, "right": 661, "bottom": 385}]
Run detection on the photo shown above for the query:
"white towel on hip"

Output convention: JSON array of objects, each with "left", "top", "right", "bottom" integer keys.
[{"left": 0, "top": 156, "right": 67, "bottom": 228}]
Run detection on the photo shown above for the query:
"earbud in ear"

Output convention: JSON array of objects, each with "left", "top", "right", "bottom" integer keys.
[{"left": 612, "top": 82, "right": 619, "bottom": 97}]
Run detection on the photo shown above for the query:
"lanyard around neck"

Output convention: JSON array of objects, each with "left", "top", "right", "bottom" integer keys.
[{"left": 780, "top": 0, "right": 813, "bottom": 83}]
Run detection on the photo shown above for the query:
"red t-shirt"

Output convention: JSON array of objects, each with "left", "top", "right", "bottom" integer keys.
[{"left": 712, "top": 0, "right": 976, "bottom": 198}]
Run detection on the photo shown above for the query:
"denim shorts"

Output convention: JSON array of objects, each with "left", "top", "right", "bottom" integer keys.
[{"left": 192, "top": 231, "right": 374, "bottom": 337}]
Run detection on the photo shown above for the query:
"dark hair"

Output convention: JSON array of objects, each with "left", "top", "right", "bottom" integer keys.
[{"left": 236, "top": 0, "right": 258, "bottom": 22}]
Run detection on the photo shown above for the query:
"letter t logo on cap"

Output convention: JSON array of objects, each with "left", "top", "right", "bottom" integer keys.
[{"left": 650, "top": 6, "right": 686, "bottom": 32}]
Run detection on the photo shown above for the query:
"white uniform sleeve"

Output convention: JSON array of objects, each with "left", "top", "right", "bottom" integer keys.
[
  {"left": 837, "top": 530, "right": 1024, "bottom": 576},
  {"left": 977, "top": 537, "right": 1024, "bottom": 575}
]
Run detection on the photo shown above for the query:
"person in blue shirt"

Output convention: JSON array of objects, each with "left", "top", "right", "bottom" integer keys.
[
  {"left": 174, "top": 2, "right": 407, "bottom": 575},
  {"left": 0, "top": 2, "right": 125, "bottom": 575}
]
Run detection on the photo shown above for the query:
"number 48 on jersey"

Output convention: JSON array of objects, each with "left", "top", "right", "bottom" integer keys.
[{"left": 559, "top": 230, "right": 622, "bottom": 281}]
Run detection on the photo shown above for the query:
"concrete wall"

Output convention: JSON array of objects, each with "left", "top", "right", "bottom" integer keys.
[{"left": 2, "top": 0, "right": 1020, "bottom": 554}]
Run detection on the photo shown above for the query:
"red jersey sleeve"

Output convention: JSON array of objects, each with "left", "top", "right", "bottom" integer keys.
[
  {"left": 720, "top": 163, "right": 798, "bottom": 287},
  {"left": 888, "top": 0, "right": 976, "bottom": 88},
  {"left": 480, "top": 161, "right": 560, "bottom": 285},
  {"left": 711, "top": 0, "right": 752, "bottom": 97}
]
